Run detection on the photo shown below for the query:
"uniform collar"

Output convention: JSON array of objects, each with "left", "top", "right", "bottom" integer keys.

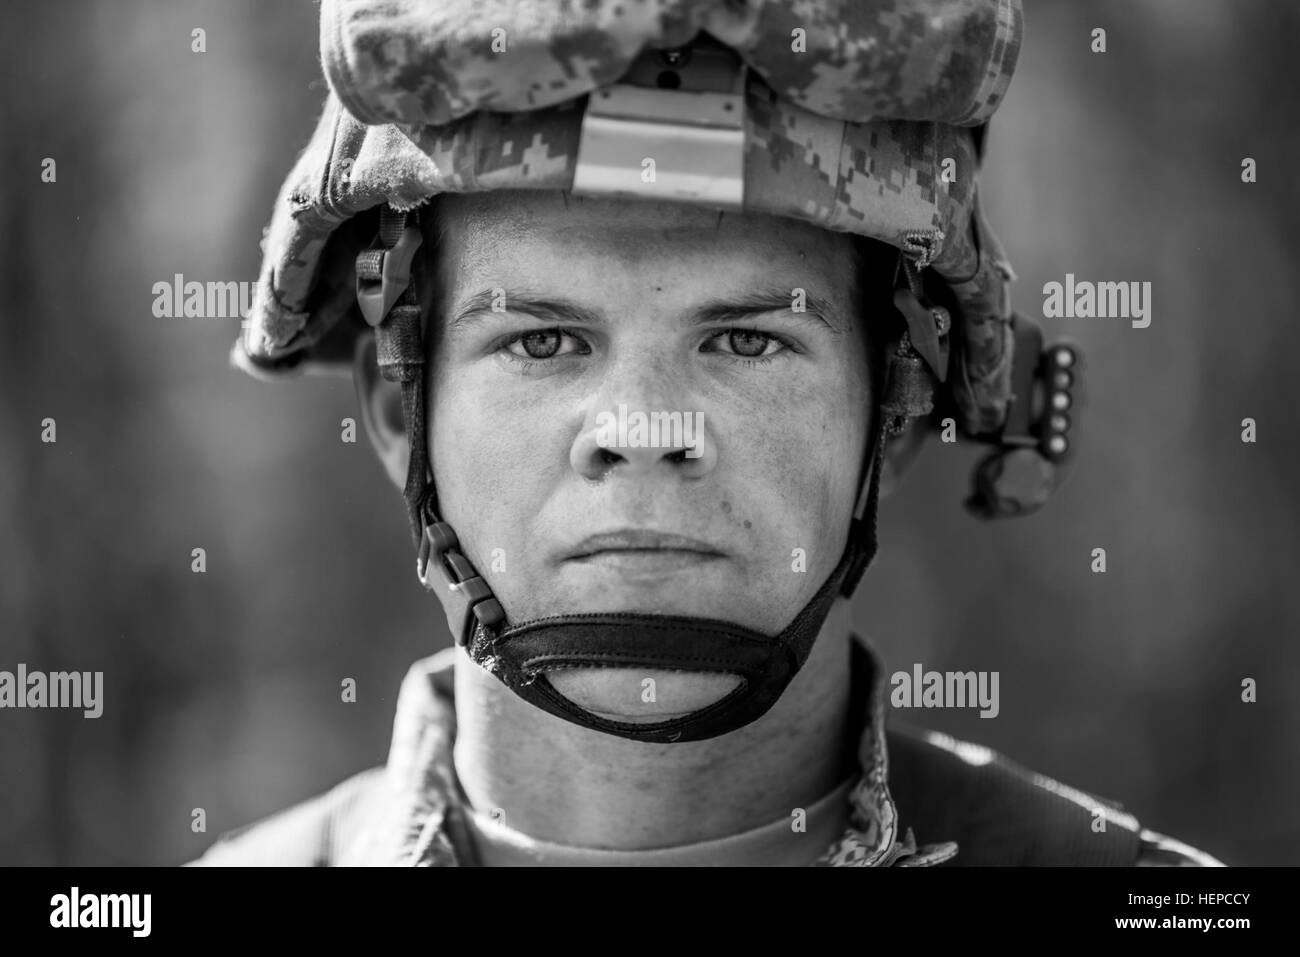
[{"left": 338, "top": 633, "right": 958, "bottom": 867}]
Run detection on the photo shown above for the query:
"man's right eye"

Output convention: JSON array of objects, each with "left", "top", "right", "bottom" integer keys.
[{"left": 502, "top": 329, "right": 589, "bottom": 361}]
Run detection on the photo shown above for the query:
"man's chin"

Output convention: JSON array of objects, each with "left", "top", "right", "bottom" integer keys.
[{"left": 545, "top": 668, "right": 744, "bottom": 723}]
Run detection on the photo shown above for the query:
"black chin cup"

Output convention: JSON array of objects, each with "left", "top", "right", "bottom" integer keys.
[{"left": 469, "top": 613, "right": 802, "bottom": 743}]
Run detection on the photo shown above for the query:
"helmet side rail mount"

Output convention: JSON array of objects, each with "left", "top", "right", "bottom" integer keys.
[{"left": 963, "top": 317, "right": 1080, "bottom": 519}]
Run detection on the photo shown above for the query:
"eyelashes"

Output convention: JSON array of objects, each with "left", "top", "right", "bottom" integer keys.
[{"left": 502, "top": 329, "right": 590, "bottom": 361}]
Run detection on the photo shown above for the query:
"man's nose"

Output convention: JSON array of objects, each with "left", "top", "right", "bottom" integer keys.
[{"left": 569, "top": 400, "right": 718, "bottom": 482}]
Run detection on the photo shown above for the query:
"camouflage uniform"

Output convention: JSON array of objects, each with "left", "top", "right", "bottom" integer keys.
[{"left": 191, "top": 633, "right": 1222, "bottom": 866}]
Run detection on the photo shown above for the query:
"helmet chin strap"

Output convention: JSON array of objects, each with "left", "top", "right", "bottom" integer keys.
[
  {"left": 465, "top": 497, "right": 881, "bottom": 744},
  {"left": 364, "top": 205, "right": 896, "bottom": 744}
]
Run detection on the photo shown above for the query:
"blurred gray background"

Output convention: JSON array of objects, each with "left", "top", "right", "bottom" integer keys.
[{"left": 1, "top": 0, "right": 1296, "bottom": 865}]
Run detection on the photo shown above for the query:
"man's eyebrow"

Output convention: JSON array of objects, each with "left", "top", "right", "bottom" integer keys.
[
  {"left": 449, "top": 289, "right": 601, "bottom": 329},
  {"left": 691, "top": 287, "right": 845, "bottom": 334},
  {"left": 448, "top": 285, "right": 846, "bottom": 333}
]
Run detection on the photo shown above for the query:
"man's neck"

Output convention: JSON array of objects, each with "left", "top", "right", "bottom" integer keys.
[{"left": 451, "top": 601, "right": 856, "bottom": 849}]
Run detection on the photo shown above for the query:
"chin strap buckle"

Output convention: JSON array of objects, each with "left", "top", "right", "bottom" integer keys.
[
  {"left": 417, "top": 518, "right": 506, "bottom": 648},
  {"left": 356, "top": 209, "right": 423, "bottom": 328}
]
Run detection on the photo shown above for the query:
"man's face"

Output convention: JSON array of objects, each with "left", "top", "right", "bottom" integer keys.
[{"left": 427, "top": 190, "right": 871, "bottom": 718}]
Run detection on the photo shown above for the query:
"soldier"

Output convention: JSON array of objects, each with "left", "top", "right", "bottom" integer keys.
[{"left": 193, "top": 0, "right": 1221, "bottom": 866}]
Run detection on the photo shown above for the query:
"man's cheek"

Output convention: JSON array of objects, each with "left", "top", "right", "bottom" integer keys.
[
  {"left": 437, "top": 391, "right": 561, "bottom": 525},
  {"left": 738, "top": 406, "right": 837, "bottom": 495},
  {"left": 748, "top": 419, "right": 843, "bottom": 562}
]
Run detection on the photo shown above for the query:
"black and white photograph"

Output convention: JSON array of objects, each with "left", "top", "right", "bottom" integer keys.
[{"left": 1, "top": 0, "right": 1295, "bottom": 924}]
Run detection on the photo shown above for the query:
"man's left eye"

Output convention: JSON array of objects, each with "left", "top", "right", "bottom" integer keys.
[
  {"left": 705, "top": 329, "right": 787, "bottom": 359},
  {"left": 503, "top": 329, "right": 588, "bottom": 360}
]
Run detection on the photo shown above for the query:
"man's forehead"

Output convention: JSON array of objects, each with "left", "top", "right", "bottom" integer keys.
[{"left": 433, "top": 190, "right": 856, "bottom": 272}]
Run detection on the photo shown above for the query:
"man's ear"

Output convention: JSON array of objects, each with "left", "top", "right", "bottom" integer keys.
[
  {"left": 878, "top": 420, "right": 929, "bottom": 497},
  {"left": 353, "top": 334, "right": 410, "bottom": 490}
]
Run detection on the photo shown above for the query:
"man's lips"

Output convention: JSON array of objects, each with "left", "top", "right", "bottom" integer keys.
[
  {"left": 558, "top": 529, "right": 727, "bottom": 562},
  {"left": 565, "top": 550, "right": 724, "bottom": 575}
]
